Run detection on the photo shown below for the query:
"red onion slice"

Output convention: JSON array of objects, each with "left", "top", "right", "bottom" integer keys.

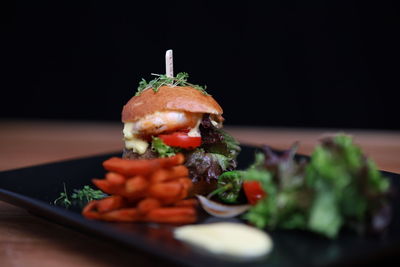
[{"left": 196, "top": 195, "right": 251, "bottom": 218}]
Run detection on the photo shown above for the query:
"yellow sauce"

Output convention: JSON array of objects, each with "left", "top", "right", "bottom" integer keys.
[{"left": 174, "top": 222, "right": 273, "bottom": 260}]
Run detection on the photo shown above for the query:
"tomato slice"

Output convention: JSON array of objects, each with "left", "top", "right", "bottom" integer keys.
[
  {"left": 243, "top": 181, "right": 266, "bottom": 205},
  {"left": 158, "top": 132, "right": 201, "bottom": 149}
]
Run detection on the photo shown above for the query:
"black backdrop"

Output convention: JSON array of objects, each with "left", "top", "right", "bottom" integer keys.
[{"left": 1, "top": 1, "right": 399, "bottom": 129}]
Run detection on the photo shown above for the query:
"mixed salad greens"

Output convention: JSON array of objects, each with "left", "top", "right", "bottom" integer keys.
[{"left": 210, "top": 134, "right": 392, "bottom": 239}]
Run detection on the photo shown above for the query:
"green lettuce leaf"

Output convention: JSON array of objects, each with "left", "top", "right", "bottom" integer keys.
[{"left": 151, "top": 137, "right": 178, "bottom": 157}]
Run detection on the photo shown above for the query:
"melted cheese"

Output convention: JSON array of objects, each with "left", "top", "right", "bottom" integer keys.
[
  {"left": 174, "top": 222, "right": 273, "bottom": 259},
  {"left": 187, "top": 118, "right": 201, "bottom": 137},
  {"left": 123, "top": 122, "right": 136, "bottom": 139},
  {"left": 123, "top": 122, "right": 148, "bottom": 154},
  {"left": 124, "top": 136, "right": 149, "bottom": 154}
]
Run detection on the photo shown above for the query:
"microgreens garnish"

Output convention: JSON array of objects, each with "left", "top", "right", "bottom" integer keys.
[
  {"left": 54, "top": 184, "right": 106, "bottom": 207},
  {"left": 71, "top": 185, "right": 107, "bottom": 203},
  {"left": 135, "top": 72, "right": 209, "bottom": 96},
  {"left": 54, "top": 183, "right": 71, "bottom": 207}
]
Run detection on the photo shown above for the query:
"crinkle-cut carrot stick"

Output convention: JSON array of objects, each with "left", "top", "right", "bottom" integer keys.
[
  {"left": 103, "top": 157, "right": 160, "bottom": 176},
  {"left": 82, "top": 200, "right": 101, "bottom": 219},
  {"left": 106, "top": 172, "right": 126, "bottom": 186},
  {"left": 125, "top": 175, "right": 148, "bottom": 196},
  {"left": 145, "top": 207, "right": 197, "bottom": 224},
  {"left": 102, "top": 154, "right": 184, "bottom": 177},
  {"left": 92, "top": 179, "right": 117, "bottom": 194},
  {"left": 173, "top": 198, "right": 198, "bottom": 207},
  {"left": 137, "top": 198, "right": 161, "bottom": 214},
  {"left": 168, "top": 165, "right": 189, "bottom": 179},
  {"left": 100, "top": 208, "right": 141, "bottom": 222},
  {"left": 150, "top": 169, "right": 169, "bottom": 184},
  {"left": 83, "top": 153, "right": 198, "bottom": 224},
  {"left": 158, "top": 153, "right": 185, "bottom": 167},
  {"left": 148, "top": 182, "right": 182, "bottom": 199},
  {"left": 177, "top": 177, "right": 193, "bottom": 199},
  {"left": 97, "top": 195, "right": 124, "bottom": 213},
  {"left": 151, "top": 165, "right": 190, "bottom": 184}
]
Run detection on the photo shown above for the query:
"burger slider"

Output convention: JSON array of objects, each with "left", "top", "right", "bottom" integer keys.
[{"left": 121, "top": 74, "right": 240, "bottom": 195}]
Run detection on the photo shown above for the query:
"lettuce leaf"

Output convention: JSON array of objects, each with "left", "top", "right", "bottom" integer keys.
[
  {"left": 151, "top": 137, "right": 178, "bottom": 158},
  {"left": 185, "top": 148, "right": 237, "bottom": 183},
  {"left": 184, "top": 114, "right": 240, "bottom": 184},
  {"left": 243, "top": 134, "right": 391, "bottom": 238},
  {"left": 199, "top": 115, "right": 241, "bottom": 159}
]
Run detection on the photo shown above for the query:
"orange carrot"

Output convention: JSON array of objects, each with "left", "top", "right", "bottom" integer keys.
[
  {"left": 97, "top": 195, "right": 124, "bottom": 213},
  {"left": 173, "top": 198, "right": 198, "bottom": 207},
  {"left": 177, "top": 177, "right": 193, "bottom": 199},
  {"left": 168, "top": 165, "right": 189, "bottom": 179},
  {"left": 124, "top": 175, "right": 148, "bottom": 197},
  {"left": 148, "top": 182, "right": 182, "bottom": 199},
  {"left": 158, "top": 153, "right": 185, "bottom": 167},
  {"left": 106, "top": 172, "right": 126, "bottom": 186},
  {"left": 100, "top": 208, "right": 141, "bottom": 222},
  {"left": 137, "top": 198, "right": 161, "bottom": 214},
  {"left": 145, "top": 207, "right": 196, "bottom": 224},
  {"left": 150, "top": 165, "right": 189, "bottom": 184},
  {"left": 82, "top": 200, "right": 101, "bottom": 219},
  {"left": 84, "top": 153, "right": 198, "bottom": 224},
  {"left": 103, "top": 157, "right": 160, "bottom": 176},
  {"left": 92, "top": 179, "right": 117, "bottom": 194},
  {"left": 150, "top": 169, "right": 169, "bottom": 184}
]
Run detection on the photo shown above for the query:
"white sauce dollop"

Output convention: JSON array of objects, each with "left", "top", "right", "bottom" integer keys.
[{"left": 174, "top": 222, "right": 273, "bottom": 260}]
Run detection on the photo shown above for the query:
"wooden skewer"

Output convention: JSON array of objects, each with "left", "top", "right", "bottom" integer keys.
[{"left": 165, "top": 49, "right": 173, "bottom": 78}]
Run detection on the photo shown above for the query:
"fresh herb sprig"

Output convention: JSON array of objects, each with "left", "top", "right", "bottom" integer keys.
[
  {"left": 54, "top": 183, "right": 72, "bottom": 207},
  {"left": 54, "top": 184, "right": 106, "bottom": 208},
  {"left": 71, "top": 185, "right": 107, "bottom": 203},
  {"left": 136, "top": 72, "right": 209, "bottom": 96}
]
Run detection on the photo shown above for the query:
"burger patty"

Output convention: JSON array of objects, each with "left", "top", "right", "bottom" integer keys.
[{"left": 122, "top": 147, "right": 158, "bottom": 159}]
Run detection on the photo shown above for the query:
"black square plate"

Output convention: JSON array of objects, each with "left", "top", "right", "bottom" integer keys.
[{"left": 1, "top": 145, "right": 399, "bottom": 267}]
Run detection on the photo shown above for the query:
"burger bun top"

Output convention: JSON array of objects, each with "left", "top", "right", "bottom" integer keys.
[{"left": 122, "top": 86, "right": 223, "bottom": 122}]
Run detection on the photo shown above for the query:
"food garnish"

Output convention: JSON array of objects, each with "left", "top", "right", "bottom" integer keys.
[
  {"left": 54, "top": 184, "right": 105, "bottom": 207},
  {"left": 136, "top": 72, "right": 209, "bottom": 96},
  {"left": 82, "top": 154, "right": 198, "bottom": 224},
  {"left": 71, "top": 185, "right": 107, "bottom": 203},
  {"left": 54, "top": 183, "right": 72, "bottom": 207},
  {"left": 240, "top": 134, "right": 391, "bottom": 238}
]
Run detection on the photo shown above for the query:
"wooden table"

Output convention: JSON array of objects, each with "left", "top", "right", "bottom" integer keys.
[{"left": 1, "top": 120, "right": 399, "bottom": 266}]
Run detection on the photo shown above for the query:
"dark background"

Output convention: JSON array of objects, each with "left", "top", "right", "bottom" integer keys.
[{"left": 1, "top": 1, "right": 399, "bottom": 129}]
